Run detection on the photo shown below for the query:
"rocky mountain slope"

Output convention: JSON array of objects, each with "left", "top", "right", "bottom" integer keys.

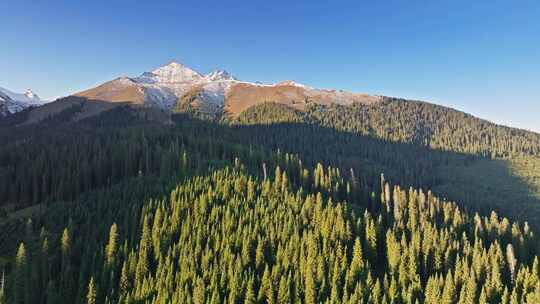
[{"left": 75, "top": 61, "right": 381, "bottom": 118}]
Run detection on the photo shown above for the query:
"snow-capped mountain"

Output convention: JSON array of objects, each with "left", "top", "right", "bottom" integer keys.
[
  {"left": 77, "top": 62, "right": 239, "bottom": 111},
  {"left": 204, "top": 70, "right": 237, "bottom": 82},
  {"left": 135, "top": 62, "right": 204, "bottom": 84},
  {"left": 75, "top": 61, "right": 381, "bottom": 117},
  {"left": 0, "top": 87, "right": 47, "bottom": 116}
]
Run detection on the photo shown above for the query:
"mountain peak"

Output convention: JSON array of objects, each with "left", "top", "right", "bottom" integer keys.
[
  {"left": 24, "top": 89, "right": 40, "bottom": 100},
  {"left": 0, "top": 86, "right": 41, "bottom": 103},
  {"left": 205, "top": 70, "right": 237, "bottom": 81},
  {"left": 143, "top": 61, "right": 203, "bottom": 83},
  {"left": 0, "top": 86, "right": 46, "bottom": 116},
  {"left": 155, "top": 61, "right": 186, "bottom": 70}
]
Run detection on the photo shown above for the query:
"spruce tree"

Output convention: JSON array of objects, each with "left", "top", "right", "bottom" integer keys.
[
  {"left": 105, "top": 223, "right": 118, "bottom": 266},
  {"left": 86, "top": 277, "right": 97, "bottom": 304},
  {"left": 14, "top": 243, "right": 27, "bottom": 304}
]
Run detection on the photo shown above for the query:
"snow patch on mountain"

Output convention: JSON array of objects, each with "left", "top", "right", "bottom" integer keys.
[
  {"left": 205, "top": 70, "right": 237, "bottom": 82},
  {"left": 275, "top": 80, "right": 311, "bottom": 89},
  {"left": 0, "top": 87, "right": 48, "bottom": 116},
  {"left": 135, "top": 62, "right": 203, "bottom": 84},
  {"left": 124, "top": 62, "right": 242, "bottom": 111},
  {"left": 0, "top": 87, "right": 42, "bottom": 104}
]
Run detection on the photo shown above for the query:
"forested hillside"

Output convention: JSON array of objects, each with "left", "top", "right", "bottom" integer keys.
[
  {"left": 1, "top": 97, "right": 540, "bottom": 303},
  {"left": 2, "top": 99, "right": 540, "bottom": 224},
  {"left": 237, "top": 101, "right": 540, "bottom": 215},
  {"left": 235, "top": 99, "right": 540, "bottom": 158},
  {"left": 1, "top": 141, "right": 540, "bottom": 303}
]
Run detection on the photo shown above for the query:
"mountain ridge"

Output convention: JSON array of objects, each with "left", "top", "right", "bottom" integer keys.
[
  {"left": 0, "top": 86, "right": 46, "bottom": 116},
  {"left": 74, "top": 61, "right": 382, "bottom": 118}
]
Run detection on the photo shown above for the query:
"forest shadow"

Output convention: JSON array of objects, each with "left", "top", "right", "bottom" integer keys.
[
  {"left": 2, "top": 98, "right": 539, "bottom": 231},
  {"left": 432, "top": 157, "right": 540, "bottom": 226},
  {"left": 172, "top": 116, "right": 540, "bottom": 228}
]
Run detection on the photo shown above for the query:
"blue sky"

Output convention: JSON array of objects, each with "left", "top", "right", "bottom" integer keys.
[{"left": 1, "top": 0, "right": 539, "bottom": 131}]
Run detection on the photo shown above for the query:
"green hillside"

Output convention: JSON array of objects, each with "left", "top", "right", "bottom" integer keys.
[{"left": 2, "top": 143, "right": 540, "bottom": 303}]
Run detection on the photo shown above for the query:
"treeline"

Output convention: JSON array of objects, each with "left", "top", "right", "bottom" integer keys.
[
  {"left": 305, "top": 99, "right": 540, "bottom": 158},
  {"left": 233, "top": 100, "right": 540, "bottom": 158},
  {"left": 2, "top": 158, "right": 540, "bottom": 303},
  {"left": 0, "top": 105, "right": 461, "bottom": 211},
  {"left": 0, "top": 107, "right": 268, "bottom": 210},
  {"left": 2, "top": 104, "right": 538, "bottom": 226},
  {"left": 232, "top": 102, "right": 540, "bottom": 223}
]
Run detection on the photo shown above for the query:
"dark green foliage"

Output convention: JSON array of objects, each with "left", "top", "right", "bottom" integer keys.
[
  {"left": 0, "top": 108, "right": 32, "bottom": 128},
  {"left": 305, "top": 99, "right": 540, "bottom": 158},
  {"left": 233, "top": 102, "right": 307, "bottom": 125},
  {"left": 2, "top": 101, "right": 540, "bottom": 227},
  {"left": 2, "top": 159, "right": 540, "bottom": 303}
]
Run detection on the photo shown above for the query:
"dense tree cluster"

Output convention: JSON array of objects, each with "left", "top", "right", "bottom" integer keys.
[
  {"left": 305, "top": 99, "right": 540, "bottom": 158},
  {"left": 0, "top": 107, "right": 266, "bottom": 210},
  {"left": 233, "top": 102, "right": 540, "bottom": 223},
  {"left": 2, "top": 157, "right": 540, "bottom": 303},
  {"left": 235, "top": 99, "right": 540, "bottom": 158},
  {"left": 2, "top": 101, "right": 540, "bottom": 227},
  {"left": 232, "top": 102, "right": 306, "bottom": 125}
]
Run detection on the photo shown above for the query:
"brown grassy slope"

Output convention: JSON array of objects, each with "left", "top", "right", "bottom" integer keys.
[
  {"left": 23, "top": 97, "right": 84, "bottom": 124},
  {"left": 224, "top": 83, "right": 311, "bottom": 116},
  {"left": 19, "top": 78, "right": 148, "bottom": 124},
  {"left": 22, "top": 97, "right": 127, "bottom": 125},
  {"left": 224, "top": 83, "right": 381, "bottom": 117},
  {"left": 75, "top": 78, "right": 145, "bottom": 104}
]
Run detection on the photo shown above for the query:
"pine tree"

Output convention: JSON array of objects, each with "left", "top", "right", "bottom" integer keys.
[
  {"left": 105, "top": 223, "right": 118, "bottom": 266},
  {"left": 478, "top": 287, "right": 487, "bottom": 304},
  {"left": 460, "top": 272, "right": 477, "bottom": 304},
  {"left": 348, "top": 237, "right": 365, "bottom": 284},
  {"left": 86, "top": 277, "right": 97, "bottom": 304},
  {"left": 255, "top": 240, "right": 266, "bottom": 271},
  {"left": 506, "top": 244, "right": 517, "bottom": 283},
  {"left": 136, "top": 216, "right": 152, "bottom": 282},
  {"left": 193, "top": 277, "right": 205, "bottom": 304},
  {"left": 304, "top": 268, "right": 317, "bottom": 304},
  {"left": 14, "top": 243, "right": 27, "bottom": 304},
  {"left": 247, "top": 177, "right": 255, "bottom": 201},
  {"left": 61, "top": 228, "right": 71, "bottom": 266},
  {"left": 258, "top": 266, "right": 272, "bottom": 302},
  {"left": 440, "top": 272, "right": 456, "bottom": 304},
  {"left": 244, "top": 276, "right": 256, "bottom": 304},
  {"left": 277, "top": 275, "right": 290, "bottom": 304},
  {"left": 119, "top": 262, "right": 129, "bottom": 296}
]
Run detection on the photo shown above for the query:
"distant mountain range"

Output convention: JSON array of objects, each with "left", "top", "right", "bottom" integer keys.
[
  {"left": 0, "top": 87, "right": 47, "bottom": 116},
  {"left": 75, "top": 61, "right": 381, "bottom": 118}
]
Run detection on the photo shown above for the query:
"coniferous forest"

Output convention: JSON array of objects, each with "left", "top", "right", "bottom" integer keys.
[{"left": 1, "top": 99, "right": 540, "bottom": 303}]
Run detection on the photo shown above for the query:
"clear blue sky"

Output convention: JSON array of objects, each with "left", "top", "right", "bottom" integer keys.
[{"left": 1, "top": 0, "right": 539, "bottom": 131}]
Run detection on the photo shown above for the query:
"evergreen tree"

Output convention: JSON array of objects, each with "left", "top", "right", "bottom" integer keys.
[
  {"left": 14, "top": 243, "right": 27, "bottom": 304},
  {"left": 86, "top": 277, "right": 97, "bottom": 304},
  {"left": 277, "top": 275, "right": 290, "bottom": 304},
  {"left": 105, "top": 223, "right": 118, "bottom": 266}
]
